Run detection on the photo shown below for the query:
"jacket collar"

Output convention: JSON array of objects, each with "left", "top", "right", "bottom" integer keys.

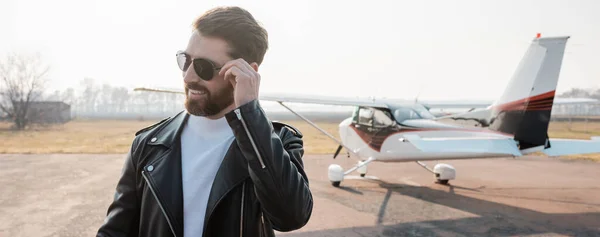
[{"left": 146, "top": 110, "right": 188, "bottom": 148}]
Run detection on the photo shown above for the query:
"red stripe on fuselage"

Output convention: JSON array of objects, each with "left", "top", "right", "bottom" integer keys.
[{"left": 491, "top": 90, "right": 555, "bottom": 111}]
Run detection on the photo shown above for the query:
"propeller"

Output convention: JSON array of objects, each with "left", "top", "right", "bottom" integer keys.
[
  {"left": 333, "top": 145, "right": 351, "bottom": 159},
  {"left": 333, "top": 145, "right": 342, "bottom": 159}
]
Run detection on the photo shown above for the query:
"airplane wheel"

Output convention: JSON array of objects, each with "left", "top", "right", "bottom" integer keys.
[
  {"left": 357, "top": 160, "right": 368, "bottom": 177},
  {"left": 328, "top": 164, "right": 344, "bottom": 187},
  {"left": 433, "top": 163, "right": 456, "bottom": 185}
]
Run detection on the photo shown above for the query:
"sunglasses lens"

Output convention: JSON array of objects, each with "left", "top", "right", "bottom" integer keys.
[
  {"left": 193, "top": 58, "right": 215, "bottom": 80},
  {"left": 176, "top": 53, "right": 189, "bottom": 71}
]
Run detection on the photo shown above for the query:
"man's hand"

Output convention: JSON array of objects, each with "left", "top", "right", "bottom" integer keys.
[{"left": 219, "top": 58, "right": 260, "bottom": 107}]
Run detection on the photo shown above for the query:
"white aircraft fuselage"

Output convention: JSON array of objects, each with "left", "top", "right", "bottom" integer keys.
[{"left": 337, "top": 111, "right": 514, "bottom": 163}]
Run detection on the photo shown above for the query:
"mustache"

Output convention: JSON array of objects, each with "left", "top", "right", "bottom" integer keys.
[{"left": 184, "top": 82, "right": 208, "bottom": 92}]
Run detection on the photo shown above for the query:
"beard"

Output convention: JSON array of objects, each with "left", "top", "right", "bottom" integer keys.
[{"left": 184, "top": 81, "right": 234, "bottom": 117}]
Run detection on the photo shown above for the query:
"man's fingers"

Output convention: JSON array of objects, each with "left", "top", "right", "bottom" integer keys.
[
  {"left": 224, "top": 65, "right": 250, "bottom": 84},
  {"left": 219, "top": 60, "right": 240, "bottom": 76},
  {"left": 223, "top": 66, "right": 237, "bottom": 87},
  {"left": 219, "top": 58, "right": 257, "bottom": 77},
  {"left": 236, "top": 58, "right": 256, "bottom": 74}
]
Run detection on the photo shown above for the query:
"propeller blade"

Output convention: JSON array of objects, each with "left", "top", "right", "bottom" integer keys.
[{"left": 333, "top": 145, "right": 342, "bottom": 159}]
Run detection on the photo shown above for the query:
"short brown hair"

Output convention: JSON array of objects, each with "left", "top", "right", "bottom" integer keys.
[{"left": 193, "top": 6, "right": 269, "bottom": 65}]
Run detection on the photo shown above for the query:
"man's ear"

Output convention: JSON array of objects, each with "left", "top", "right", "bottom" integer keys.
[{"left": 250, "top": 62, "right": 259, "bottom": 72}]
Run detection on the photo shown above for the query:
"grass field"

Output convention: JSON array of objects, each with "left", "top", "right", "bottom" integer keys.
[{"left": 0, "top": 118, "right": 599, "bottom": 161}]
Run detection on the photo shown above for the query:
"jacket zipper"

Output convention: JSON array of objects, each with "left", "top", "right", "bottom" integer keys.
[
  {"left": 239, "top": 182, "right": 246, "bottom": 237},
  {"left": 142, "top": 170, "right": 177, "bottom": 237},
  {"left": 234, "top": 109, "right": 266, "bottom": 168},
  {"left": 261, "top": 212, "right": 267, "bottom": 236}
]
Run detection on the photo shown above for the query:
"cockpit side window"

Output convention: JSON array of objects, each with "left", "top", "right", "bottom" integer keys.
[
  {"left": 357, "top": 107, "right": 373, "bottom": 126},
  {"left": 372, "top": 109, "right": 394, "bottom": 127},
  {"left": 356, "top": 107, "right": 395, "bottom": 127}
]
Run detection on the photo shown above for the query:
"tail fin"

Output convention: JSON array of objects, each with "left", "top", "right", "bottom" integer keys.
[{"left": 489, "top": 35, "right": 570, "bottom": 149}]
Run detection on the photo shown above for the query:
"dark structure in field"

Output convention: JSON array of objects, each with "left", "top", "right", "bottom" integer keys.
[{"left": 27, "top": 101, "right": 71, "bottom": 124}]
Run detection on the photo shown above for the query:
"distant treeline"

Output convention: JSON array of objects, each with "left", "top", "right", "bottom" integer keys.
[
  {"left": 558, "top": 88, "right": 600, "bottom": 99},
  {"left": 43, "top": 78, "right": 183, "bottom": 120}
]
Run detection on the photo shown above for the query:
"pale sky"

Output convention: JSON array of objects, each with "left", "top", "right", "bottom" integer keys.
[{"left": 1, "top": 0, "right": 599, "bottom": 101}]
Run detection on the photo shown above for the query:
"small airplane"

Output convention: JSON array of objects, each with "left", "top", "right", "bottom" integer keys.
[{"left": 135, "top": 34, "right": 600, "bottom": 187}]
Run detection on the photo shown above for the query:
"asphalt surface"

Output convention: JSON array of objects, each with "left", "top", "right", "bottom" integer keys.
[{"left": 1, "top": 154, "right": 599, "bottom": 237}]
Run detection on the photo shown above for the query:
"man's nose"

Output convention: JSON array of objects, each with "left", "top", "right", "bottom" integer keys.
[{"left": 183, "top": 66, "right": 199, "bottom": 84}]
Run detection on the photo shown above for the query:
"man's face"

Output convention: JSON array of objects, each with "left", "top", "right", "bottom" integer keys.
[{"left": 182, "top": 31, "right": 234, "bottom": 117}]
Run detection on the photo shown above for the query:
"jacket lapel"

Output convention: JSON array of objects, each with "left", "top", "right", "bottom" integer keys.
[
  {"left": 203, "top": 141, "right": 250, "bottom": 230},
  {"left": 144, "top": 111, "right": 187, "bottom": 237}
]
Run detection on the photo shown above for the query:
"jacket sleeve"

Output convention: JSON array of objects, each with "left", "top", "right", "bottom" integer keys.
[
  {"left": 225, "top": 99, "right": 313, "bottom": 232},
  {"left": 96, "top": 137, "right": 141, "bottom": 237}
]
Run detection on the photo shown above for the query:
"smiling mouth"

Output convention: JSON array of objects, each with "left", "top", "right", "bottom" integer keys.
[{"left": 188, "top": 88, "right": 207, "bottom": 96}]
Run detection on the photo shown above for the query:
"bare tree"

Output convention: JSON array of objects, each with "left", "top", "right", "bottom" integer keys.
[
  {"left": 558, "top": 88, "right": 591, "bottom": 98},
  {"left": 100, "top": 83, "right": 113, "bottom": 114},
  {"left": 0, "top": 52, "right": 49, "bottom": 130},
  {"left": 592, "top": 89, "right": 600, "bottom": 100},
  {"left": 61, "top": 87, "right": 76, "bottom": 105},
  {"left": 111, "top": 86, "right": 130, "bottom": 113},
  {"left": 79, "top": 77, "right": 100, "bottom": 114}
]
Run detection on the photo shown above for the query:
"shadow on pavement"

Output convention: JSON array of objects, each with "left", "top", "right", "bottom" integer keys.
[{"left": 281, "top": 180, "right": 600, "bottom": 237}]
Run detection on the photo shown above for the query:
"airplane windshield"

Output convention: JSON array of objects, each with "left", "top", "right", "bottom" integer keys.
[
  {"left": 393, "top": 108, "right": 420, "bottom": 123},
  {"left": 412, "top": 105, "right": 436, "bottom": 119},
  {"left": 392, "top": 105, "right": 435, "bottom": 123}
]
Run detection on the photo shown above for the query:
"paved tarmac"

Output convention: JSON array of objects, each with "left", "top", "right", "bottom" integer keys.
[{"left": 1, "top": 154, "right": 599, "bottom": 236}]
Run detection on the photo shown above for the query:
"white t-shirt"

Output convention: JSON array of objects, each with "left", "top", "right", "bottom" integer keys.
[{"left": 180, "top": 113, "right": 235, "bottom": 237}]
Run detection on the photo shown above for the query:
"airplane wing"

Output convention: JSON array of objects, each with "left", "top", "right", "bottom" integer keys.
[
  {"left": 134, "top": 87, "right": 185, "bottom": 94},
  {"left": 260, "top": 93, "right": 597, "bottom": 108},
  {"left": 419, "top": 101, "right": 493, "bottom": 109},
  {"left": 133, "top": 88, "right": 390, "bottom": 108},
  {"left": 259, "top": 93, "right": 390, "bottom": 108},
  {"left": 134, "top": 87, "right": 599, "bottom": 108},
  {"left": 420, "top": 97, "right": 599, "bottom": 109},
  {"left": 262, "top": 94, "right": 600, "bottom": 111}
]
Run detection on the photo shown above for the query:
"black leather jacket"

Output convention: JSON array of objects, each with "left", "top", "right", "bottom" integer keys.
[{"left": 96, "top": 100, "right": 313, "bottom": 237}]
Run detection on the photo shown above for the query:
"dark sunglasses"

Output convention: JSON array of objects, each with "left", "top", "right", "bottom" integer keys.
[{"left": 176, "top": 51, "right": 222, "bottom": 80}]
